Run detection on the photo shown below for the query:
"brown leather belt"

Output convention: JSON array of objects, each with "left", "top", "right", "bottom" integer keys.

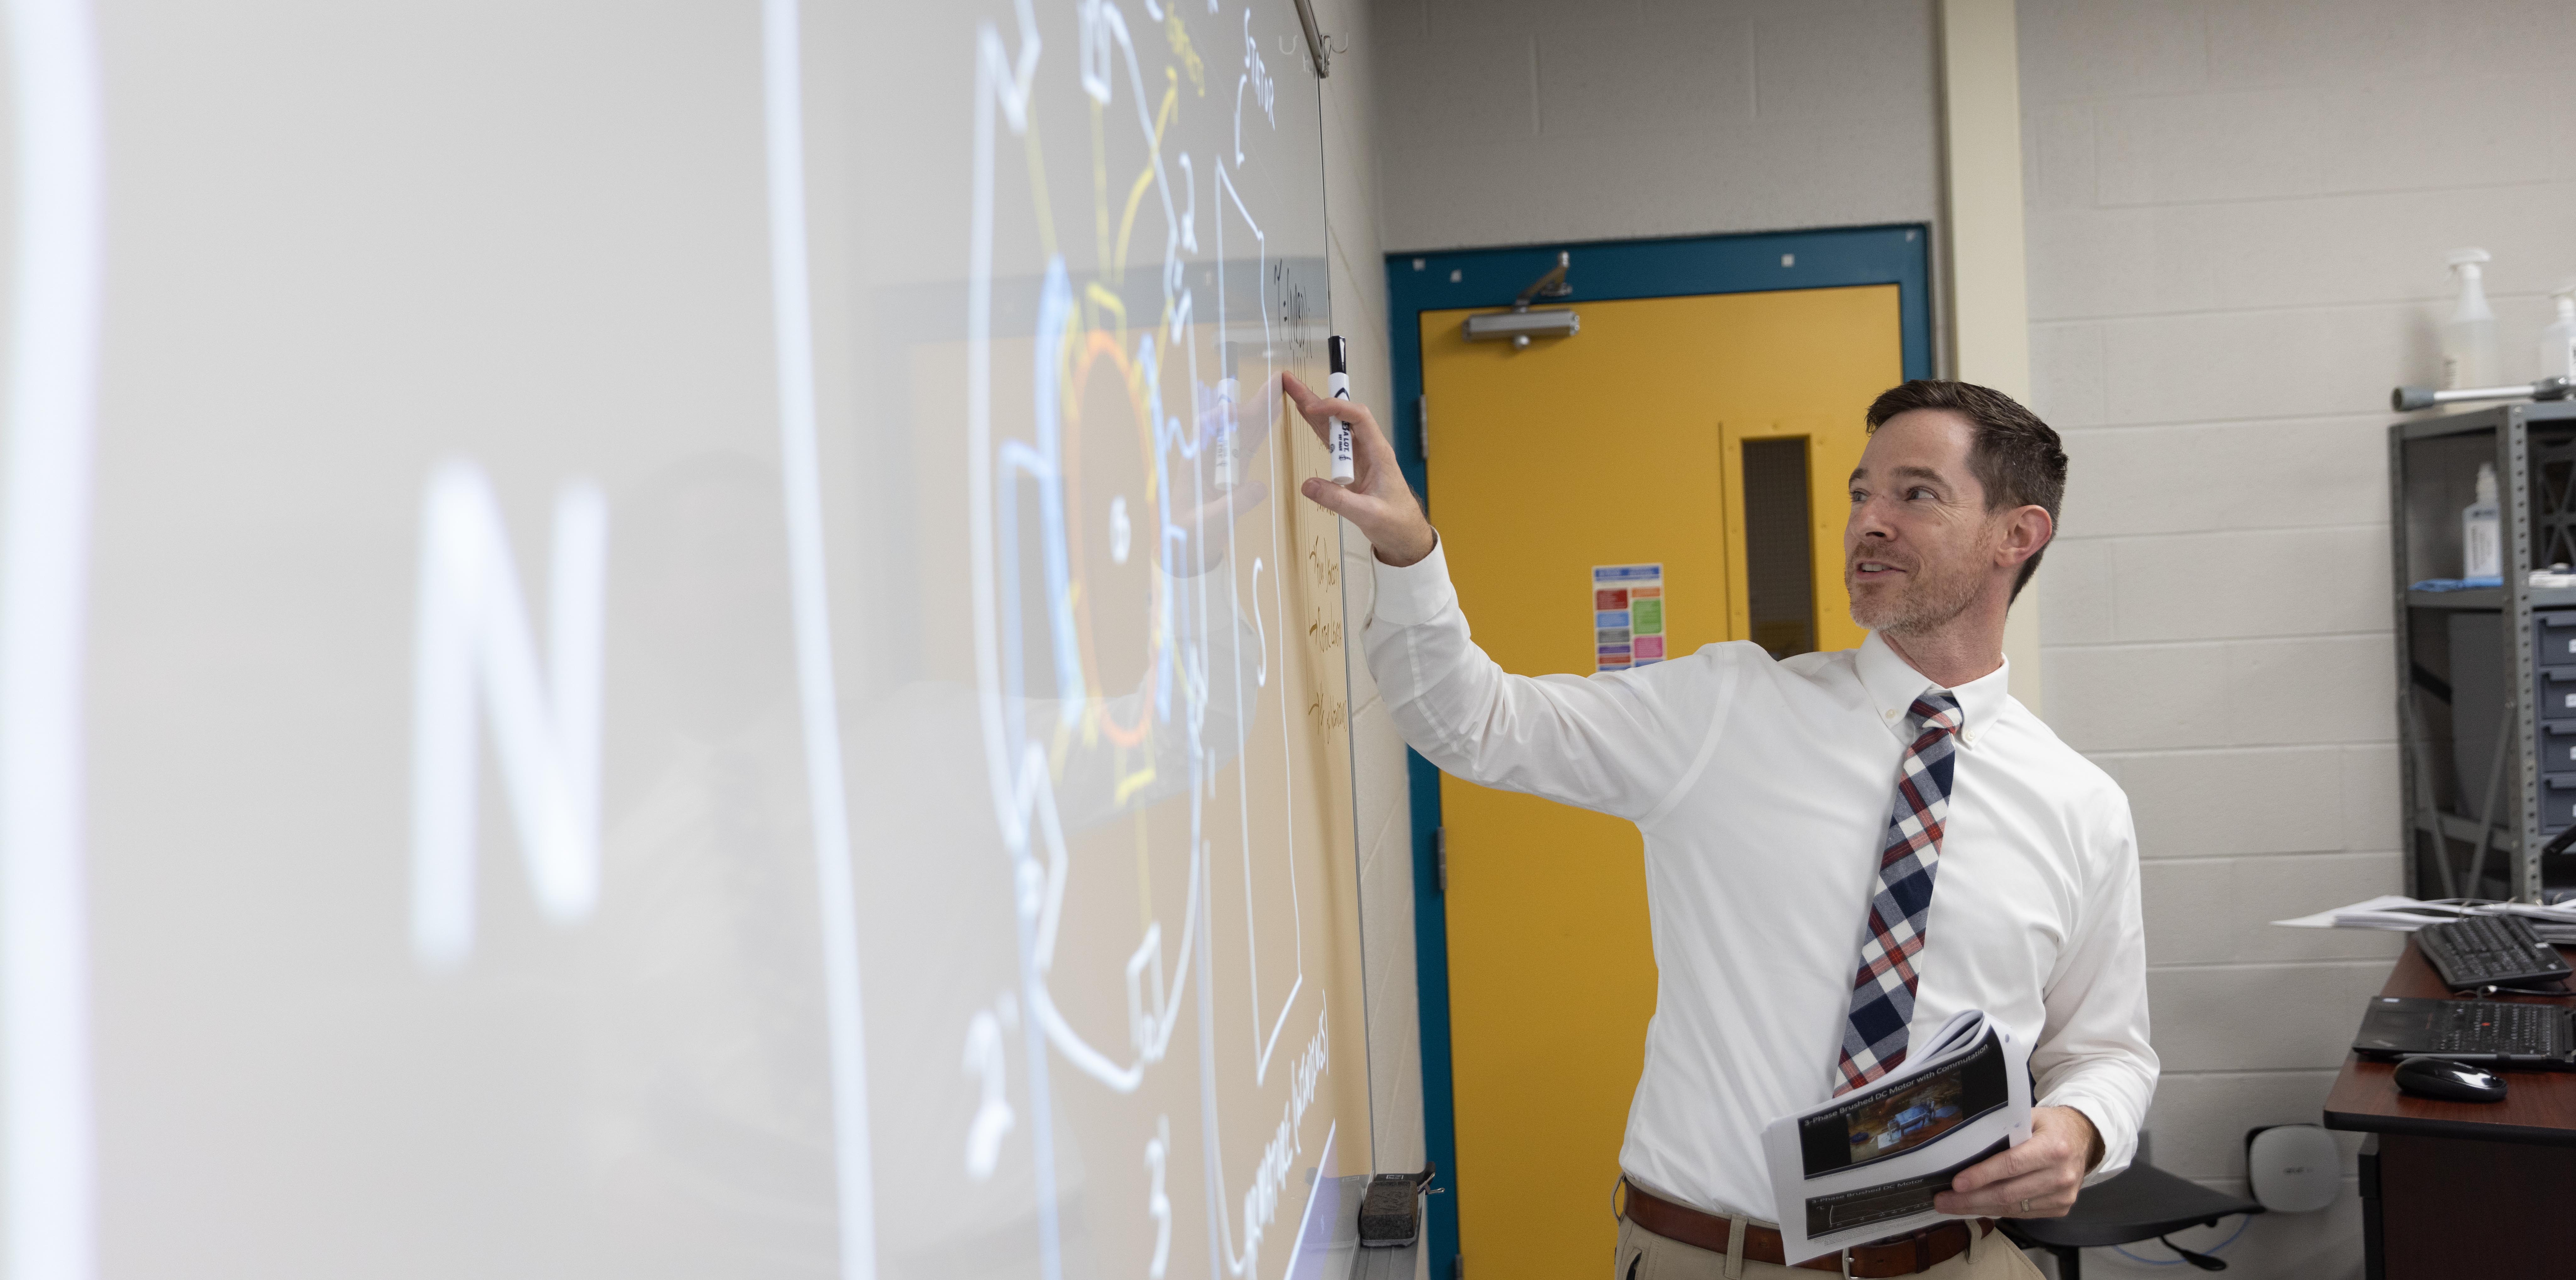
[{"left": 1620, "top": 1180, "right": 1994, "bottom": 1277}]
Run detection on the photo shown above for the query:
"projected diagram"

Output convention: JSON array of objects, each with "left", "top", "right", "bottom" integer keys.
[{"left": 966, "top": 3, "right": 1341, "bottom": 1280}]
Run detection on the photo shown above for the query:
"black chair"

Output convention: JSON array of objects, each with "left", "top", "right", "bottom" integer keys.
[{"left": 1998, "top": 1159, "right": 2263, "bottom": 1279}]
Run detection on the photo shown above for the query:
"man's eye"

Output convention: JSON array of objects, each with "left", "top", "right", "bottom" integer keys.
[{"left": 1908, "top": 487, "right": 1935, "bottom": 501}]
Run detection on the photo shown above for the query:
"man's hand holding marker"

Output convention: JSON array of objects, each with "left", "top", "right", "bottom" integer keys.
[
  {"left": 1326, "top": 336, "right": 1357, "bottom": 485},
  {"left": 1283, "top": 372, "right": 1437, "bottom": 568}
]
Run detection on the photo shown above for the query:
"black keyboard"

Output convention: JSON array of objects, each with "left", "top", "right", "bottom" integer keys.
[
  {"left": 2418, "top": 913, "right": 2575, "bottom": 990},
  {"left": 2423, "top": 1000, "right": 2566, "bottom": 1055}
]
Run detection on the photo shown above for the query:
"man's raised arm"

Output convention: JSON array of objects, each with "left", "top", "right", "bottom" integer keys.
[{"left": 1285, "top": 375, "right": 1725, "bottom": 823}]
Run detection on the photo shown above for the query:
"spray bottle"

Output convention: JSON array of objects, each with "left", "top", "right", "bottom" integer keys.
[
  {"left": 2465, "top": 461, "right": 2502, "bottom": 581},
  {"left": 2543, "top": 283, "right": 2576, "bottom": 384},
  {"left": 2443, "top": 248, "right": 2499, "bottom": 390}
]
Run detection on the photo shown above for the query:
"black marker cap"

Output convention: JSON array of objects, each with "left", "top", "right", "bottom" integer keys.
[{"left": 1329, "top": 335, "right": 1347, "bottom": 375}]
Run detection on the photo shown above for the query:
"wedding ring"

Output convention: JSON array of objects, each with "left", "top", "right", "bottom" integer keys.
[{"left": 2017, "top": 1198, "right": 2031, "bottom": 1215}]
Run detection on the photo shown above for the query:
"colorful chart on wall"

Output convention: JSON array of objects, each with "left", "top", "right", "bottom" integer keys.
[{"left": 0, "top": 2, "right": 1365, "bottom": 1278}]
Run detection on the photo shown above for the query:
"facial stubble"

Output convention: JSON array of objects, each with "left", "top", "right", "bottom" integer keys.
[{"left": 1848, "top": 527, "right": 2001, "bottom": 638}]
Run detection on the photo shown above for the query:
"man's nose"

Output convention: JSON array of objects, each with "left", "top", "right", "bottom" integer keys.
[{"left": 1848, "top": 495, "right": 1897, "bottom": 540}]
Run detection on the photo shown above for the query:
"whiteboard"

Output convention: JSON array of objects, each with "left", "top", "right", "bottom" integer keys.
[{"left": 0, "top": 2, "right": 1364, "bottom": 1278}]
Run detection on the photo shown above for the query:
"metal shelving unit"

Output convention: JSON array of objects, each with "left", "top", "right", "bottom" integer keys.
[{"left": 2390, "top": 400, "right": 2576, "bottom": 902}]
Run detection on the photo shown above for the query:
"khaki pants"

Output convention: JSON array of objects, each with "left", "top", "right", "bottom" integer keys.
[{"left": 1613, "top": 1214, "right": 2049, "bottom": 1280}]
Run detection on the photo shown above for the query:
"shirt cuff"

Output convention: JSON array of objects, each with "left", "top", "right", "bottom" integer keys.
[
  {"left": 2040, "top": 1090, "right": 2136, "bottom": 1185},
  {"left": 1369, "top": 531, "right": 1453, "bottom": 628}
]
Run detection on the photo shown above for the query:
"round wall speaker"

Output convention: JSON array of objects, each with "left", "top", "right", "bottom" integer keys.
[{"left": 2245, "top": 1124, "right": 2340, "bottom": 1213}]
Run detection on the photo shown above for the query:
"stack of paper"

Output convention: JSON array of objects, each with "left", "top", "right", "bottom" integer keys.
[{"left": 2271, "top": 895, "right": 2576, "bottom": 943}]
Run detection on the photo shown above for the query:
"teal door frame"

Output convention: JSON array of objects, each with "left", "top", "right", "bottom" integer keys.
[{"left": 1382, "top": 224, "right": 1934, "bottom": 1280}]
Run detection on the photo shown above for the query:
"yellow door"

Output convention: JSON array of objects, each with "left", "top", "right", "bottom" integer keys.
[{"left": 1423, "top": 284, "right": 1901, "bottom": 1280}]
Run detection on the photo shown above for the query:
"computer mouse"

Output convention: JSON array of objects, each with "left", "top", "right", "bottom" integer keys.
[{"left": 2393, "top": 1056, "right": 2508, "bottom": 1103}]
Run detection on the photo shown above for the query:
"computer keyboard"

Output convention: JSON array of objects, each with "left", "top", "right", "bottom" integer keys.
[
  {"left": 2425, "top": 1000, "right": 2566, "bottom": 1055},
  {"left": 2417, "top": 913, "right": 2575, "bottom": 990}
]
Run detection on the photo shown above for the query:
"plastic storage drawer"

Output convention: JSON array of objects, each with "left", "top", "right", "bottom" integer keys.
[
  {"left": 2543, "top": 722, "right": 2576, "bottom": 775},
  {"left": 2542, "top": 667, "right": 2576, "bottom": 719},
  {"left": 2541, "top": 612, "right": 2576, "bottom": 667},
  {"left": 2547, "top": 776, "right": 2576, "bottom": 836}
]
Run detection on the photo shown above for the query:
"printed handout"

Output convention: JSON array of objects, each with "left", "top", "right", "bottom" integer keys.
[{"left": 1759, "top": 1010, "right": 2031, "bottom": 1264}]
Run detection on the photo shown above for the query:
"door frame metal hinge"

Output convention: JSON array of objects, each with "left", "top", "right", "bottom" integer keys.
[{"left": 1434, "top": 826, "right": 1447, "bottom": 896}]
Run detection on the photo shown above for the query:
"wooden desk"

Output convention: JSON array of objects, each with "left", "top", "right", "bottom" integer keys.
[{"left": 2322, "top": 938, "right": 2576, "bottom": 1278}]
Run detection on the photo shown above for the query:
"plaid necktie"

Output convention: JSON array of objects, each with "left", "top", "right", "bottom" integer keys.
[{"left": 1833, "top": 691, "right": 1963, "bottom": 1095}]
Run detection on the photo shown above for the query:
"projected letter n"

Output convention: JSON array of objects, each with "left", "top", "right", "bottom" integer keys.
[{"left": 408, "top": 461, "right": 608, "bottom": 968}]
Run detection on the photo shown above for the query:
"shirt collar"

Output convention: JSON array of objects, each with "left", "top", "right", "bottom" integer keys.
[{"left": 1853, "top": 631, "right": 2011, "bottom": 748}]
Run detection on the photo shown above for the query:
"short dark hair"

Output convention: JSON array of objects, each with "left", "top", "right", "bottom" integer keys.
[{"left": 1863, "top": 380, "right": 2067, "bottom": 601}]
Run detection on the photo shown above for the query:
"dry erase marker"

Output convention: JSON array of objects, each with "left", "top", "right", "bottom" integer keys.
[{"left": 1327, "top": 335, "right": 1355, "bottom": 485}]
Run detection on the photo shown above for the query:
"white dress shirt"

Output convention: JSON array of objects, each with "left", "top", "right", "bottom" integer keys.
[{"left": 1365, "top": 539, "right": 2156, "bottom": 1224}]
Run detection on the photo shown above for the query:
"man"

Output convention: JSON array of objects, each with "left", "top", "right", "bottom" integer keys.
[{"left": 1286, "top": 375, "right": 2153, "bottom": 1279}]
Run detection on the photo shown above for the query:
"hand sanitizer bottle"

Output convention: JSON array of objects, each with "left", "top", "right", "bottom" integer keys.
[
  {"left": 2543, "top": 283, "right": 2576, "bottom": 383},
  {"left": 2443, "top": 248, "right": 2499, "bottom": 390},
  {"left": 2465, "top": 462, "right": 2502, "bottom": 580}
]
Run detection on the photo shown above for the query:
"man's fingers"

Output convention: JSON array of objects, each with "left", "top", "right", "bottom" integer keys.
[
  {"left": 1346, "top": 394, "right": 1398, "bottom": 466},
  {"left": 1317, "top": 394, "right": 1389, "bottom": 473},
  {"left": 1936, "top": 1170, "right": 2074, "bottom": 1213},
  {"left": 1949, "top": 1141, "right": 2046, "bottom": 1194},
  {"left": 1934, "top": 1166, "right": 2078, "bottom": 1217},
  {"left": 1278, "top": 363, "right": 1380, "bottom": 435},
  {"left": 1936, "top": 1132, "right": 2083, "bottom": 1218},
  {"left": 1282, "top": 375, "right": 1341, "bottom": 450},
  {"left": 1962, "top": 1165, "right": 2071, "bottom": 1205},
  {"left": 1285, "top": 376, "right": 1398, "bottom": 498},
  {"left": 1282, "top": 371, "right": 1334, "bottom": 427}
]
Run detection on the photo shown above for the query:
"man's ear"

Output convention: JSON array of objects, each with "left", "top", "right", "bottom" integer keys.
[{"left": 1997, "top": 505, "right": 2053, "bottom": 571}]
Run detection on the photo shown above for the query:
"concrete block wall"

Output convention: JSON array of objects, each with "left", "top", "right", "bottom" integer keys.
[
  {"left": 1370, "top": 0, "right": 1940, "bottom": 254},
  {"left": 2020, "top": 0, "right": 2576, "bottom": 1274}
]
